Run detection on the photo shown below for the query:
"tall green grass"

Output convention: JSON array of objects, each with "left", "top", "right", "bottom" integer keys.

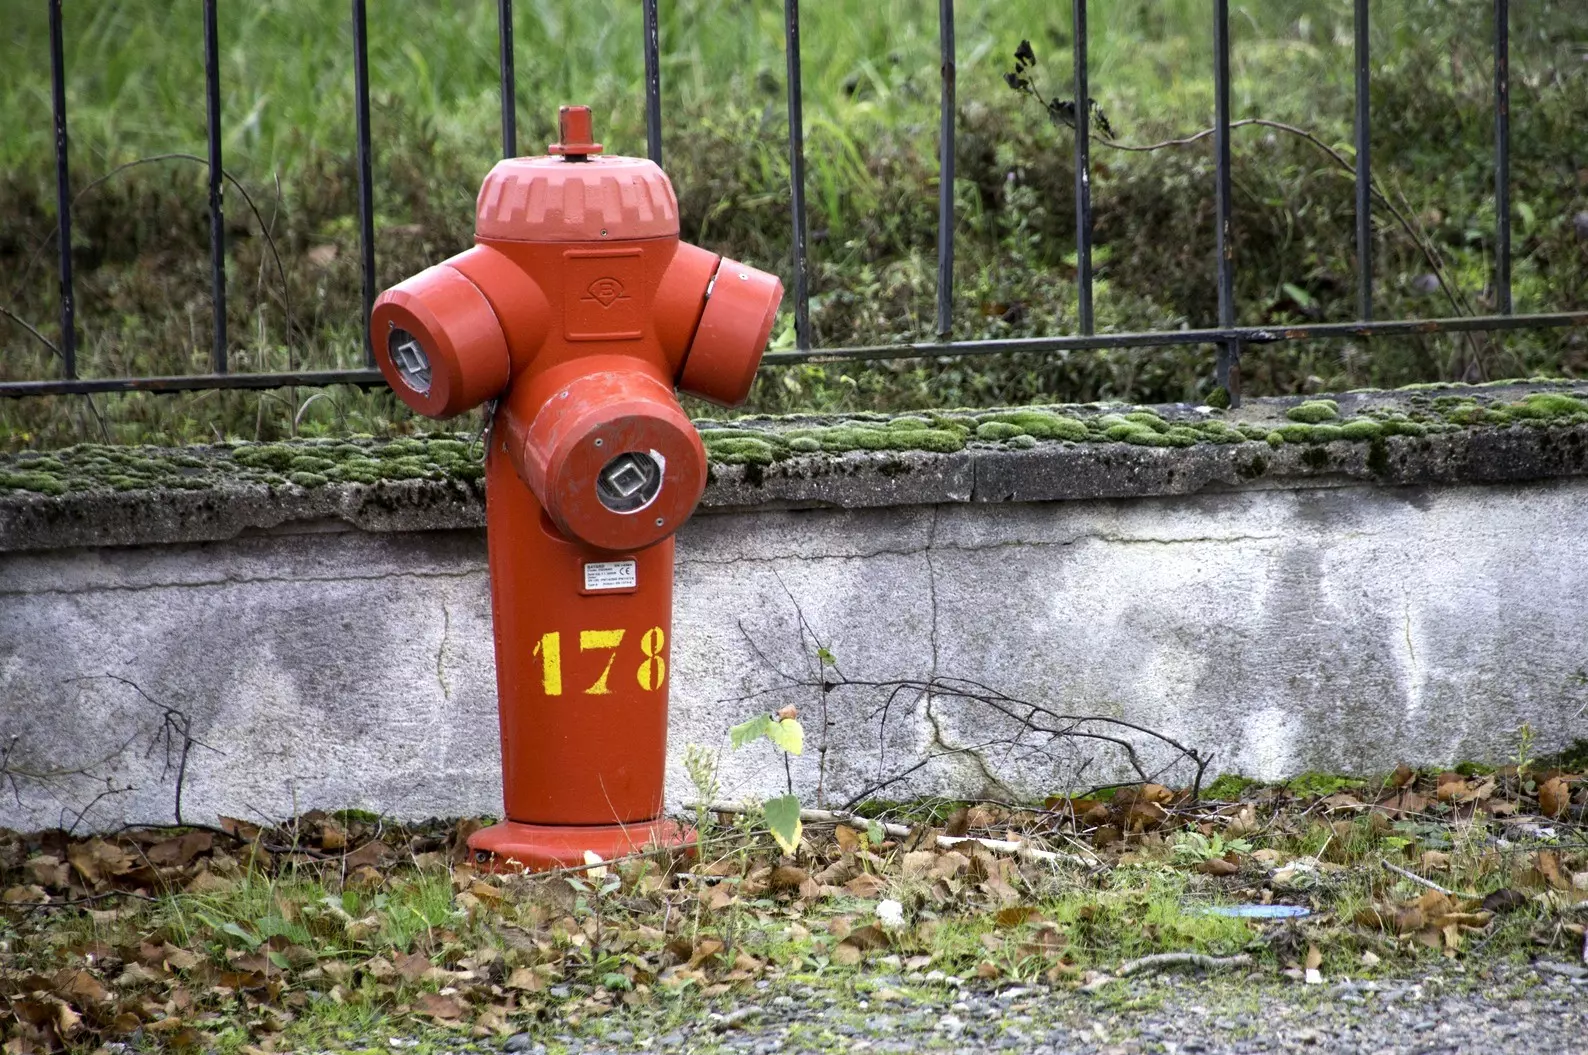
[{"left": 1, "top": 0, "right": 1584, "bottom": 449}]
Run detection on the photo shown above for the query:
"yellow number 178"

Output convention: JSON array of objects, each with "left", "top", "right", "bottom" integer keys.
[{"left": 532, "top": 626, "right": 666, "bottom": 696}]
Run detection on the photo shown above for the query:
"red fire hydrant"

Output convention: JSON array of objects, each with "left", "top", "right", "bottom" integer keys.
[{"left": 369, "top": 106, "right": 783, "bottom": 870}]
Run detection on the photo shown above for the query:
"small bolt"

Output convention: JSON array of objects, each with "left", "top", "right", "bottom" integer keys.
[
  {"left": 600, "top": 229, "right": 609, "bottom": 238},
  {"left": 655, "top": 517, "right": 664, "bottom": 527},
  {"left": 474, "top": 849, "right": 490, "bottom": 864},
  {"left": 594, "top": 438, "right": 604, "bottom": 448},
  {"left": 738, "top": 272, "right": 750, "bottom": 280},
  {"left": 387, "top": 320, "right": 395, "bottom": 328},
  {"left": 560, "top": 391, "right": 569, "bottom": 399}
]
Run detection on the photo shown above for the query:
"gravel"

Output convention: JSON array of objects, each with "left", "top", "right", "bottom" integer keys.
[{"left": 482, "top": 960, "right": 1588, "bottom": 1055}]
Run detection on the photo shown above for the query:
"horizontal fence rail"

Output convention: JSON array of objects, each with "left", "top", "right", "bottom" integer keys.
[{"left": 1, "top": 0, "right": 1578, "bottom": 404}]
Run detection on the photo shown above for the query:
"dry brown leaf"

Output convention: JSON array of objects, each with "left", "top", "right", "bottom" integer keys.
[
  {"left": 67, "top": 840, "right": 134, "bottom": 885},
  {"left": 1482, "top": 888, "right": 1528, "bottom": 914},
  {"left": 342, "top": 841, "right": 386, "bottom": 871},
  {"left": 833, "top": 826, "right": 861, "bottom": 853},
  {"left": 982, "top": 874, "right": 1020, "bottom": 905},
  {"left": 1458, "top": 777, "right": 1496, "bottom": 803},
  {"left": 415, "top": 991, "right": 465, "bottom": 1020},
  {"left": 844, "top": 873, "right": 886, "bottom": 898},
  {"left": 1390, "top": 763, "right": 1417, "bottom": 788},
  {"left": 1017, "top": 924, "right": 1068, "bottom": 959},
  {"left": 361, "top": 956, "right": 396, "bottom": 980},
  {"left": 1304, "top": 944, "right": 1322, "bottom": 971},
  {"left": 842, "top": 923, "right": 891, "bottom": 951},
  {"left": 1531, "top": 850, "right": 1571, "bottom": 891},
  {"left": 393, "top": 952, "right": 432, "bottom": 983},
  {"left": 1415, "top": 889, "right": 1454, "bottom": 917},
  {"left": 161, "top": 944, "right": 201, "bottom": 972},
  {"left": 1197, "top": 857, "right": 1239, "bottom": 877},
  {"left": 467, "top": 880, "right": 503, "bottom": 902},
  {"left": 318, "top": 820, "right": 348, "bottom": 851},
  {"left": 4, "top": 884, "right": 49, "bottom": 904},
  {"left": 1420, "top": 851, "right": 1451, "bottom": 871},
  {"left": 146, "top": 832, "right": 214, "bottom": 868},
  {"left": 1392, "top": 906, "right": 1426, "bottom": 934},
  {"left": 830, "top": 943, "right": 862, "bottom": 967},
  {"left": 930, "top": 851, "right": 971, "bottom": 880},
  {"left": 506, "top": 966, "right": 545, "bottom": 992},
  {"left": 1224, "top": 804, "right": 1259, "bottom": 836},
  {"left": 184, "top": 869, "right": 236, "bottom": 895},
  {"left": 53, "top": 968, "right": 111, "bottom": 1007},
  {"left": 1124, "top": 802, "right": 1167, "bottom": 832},
  {"left": 702, "top": 884, "right": 736, "bottom": 911},
  {"left": 769, "top": 865, "right": 809, "bottom": 893},
  {"left": 994, "top": 906, "right": 1042, "bottom": 927},
  {"left": 1539, "top": 776, "right": 1571, "bottom": 819},
  {"left": 901, "top": 850, "right": 938, "bottom": 879},
  {"left": 1376, "top": 789, "right": 1429, "bottom": 816}
]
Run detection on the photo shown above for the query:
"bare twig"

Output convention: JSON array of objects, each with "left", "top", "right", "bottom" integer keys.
[
  {"left": 1116, "top": 951, "right": 1252, "bottom": 977},
  {"left": 690, "top": 801, "right": 1097, "bottom": 867},
  {"left": 68, "top": 674, "right": 223, "bottom": 827},
  {"left": 1381, "top": 859, "right": 1471, "bottom": 898},
  {"left": 16, "top": 889, "right": 163, "bottom": 912}
]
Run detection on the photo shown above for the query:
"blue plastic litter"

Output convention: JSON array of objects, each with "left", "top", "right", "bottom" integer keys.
[{"left": 1199, "top": 904, "right": 1311, "bottom": 919}]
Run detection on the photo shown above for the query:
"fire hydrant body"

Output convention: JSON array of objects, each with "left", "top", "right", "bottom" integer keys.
[{"left": 370, "top": 107, "right": 783, "bottom": 870}]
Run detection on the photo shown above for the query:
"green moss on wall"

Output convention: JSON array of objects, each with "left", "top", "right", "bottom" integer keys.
[
  {"left": 5, "top": 381, "right": 1588, "bottom": 498},
  {"left": 974, "top": 421, "right": 1025, "bottom": 441},
  {"left": 1286, "top": 399, "right": 1340, "bottom": 424}
]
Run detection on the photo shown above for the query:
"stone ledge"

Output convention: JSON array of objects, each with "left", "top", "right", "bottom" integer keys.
[{"left": 3, "top": 381, "right": 1586, "bottom": 552}]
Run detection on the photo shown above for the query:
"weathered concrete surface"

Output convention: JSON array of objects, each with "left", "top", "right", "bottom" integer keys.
[
  {"left": 5, "top": 381, "right": 1588, "bottom": 553},
  {"left": 3, "top": 474, "right": 1586, "bottom": 830}
]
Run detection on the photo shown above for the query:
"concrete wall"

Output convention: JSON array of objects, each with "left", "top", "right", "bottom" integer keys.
[{"left": 4, "top": 390, "right": 1588, "bottom": 831}]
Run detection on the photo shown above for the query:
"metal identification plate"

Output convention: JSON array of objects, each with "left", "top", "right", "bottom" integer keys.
[{"left": 582, "top": 559, "right": 638, "bottom": 593}]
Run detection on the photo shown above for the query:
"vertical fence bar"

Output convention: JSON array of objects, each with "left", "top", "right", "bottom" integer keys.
[
  {"left": 1354, "top": 0, "right": 1372, "bottom": 322},
  {"left": 643, "top": 0, "right": 662, "bottom": 165},
  {"left": 1493, "top": 0, "right": 1511, "bottom": 314},
  {"left": 352, "top": 0, "right": 377, "bottom": 365},
  {"left": 1212, "top": 0, "right": 1239, "bottom": 405},
  {"left": 1071, "top": 0, "right": 1093, "bottom": 336},
  {"left": 784, "top": 0, "right": 811, "bottom": 350},
  {"left": 203, "top": 0, "right": 228, "bottom": 372},
  {"left": 47, "top": 0, "right": 76, "bottom": 379},
  {"left": 934, "top": 0, "right": 955, "bottom": 338},
  {"left": 498, "top": 0, "right": 516, "bottom": 158}
]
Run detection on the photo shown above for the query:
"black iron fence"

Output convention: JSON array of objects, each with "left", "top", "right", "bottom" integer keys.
[{"left": 4, "top": 0, "right": 1584, "bottom": 404}]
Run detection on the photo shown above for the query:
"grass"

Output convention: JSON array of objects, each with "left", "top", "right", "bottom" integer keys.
[
  {"left": 1, "top": 0, "right": 1586, "bottom": 450},
  {"left": 3, "top": 772, "right": 1582, "bottom": 1051}
]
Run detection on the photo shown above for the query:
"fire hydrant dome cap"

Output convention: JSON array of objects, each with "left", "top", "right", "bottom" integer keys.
[{"left": 475, "top": 155, "right": 680, "bottom": 243}]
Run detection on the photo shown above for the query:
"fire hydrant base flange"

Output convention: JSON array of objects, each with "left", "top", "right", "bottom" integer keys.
[{"left": 468, "top": 818, "right": 695, "bottom": 873}]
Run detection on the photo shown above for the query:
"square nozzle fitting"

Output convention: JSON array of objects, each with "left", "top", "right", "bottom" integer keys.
[{"left": 370, "top": 265, "right": 511, "bottom": 419}]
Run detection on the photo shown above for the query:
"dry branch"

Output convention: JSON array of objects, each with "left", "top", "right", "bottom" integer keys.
[
  {"left": 691, "top": 801, "right": 1097, "bottom": 867},
  {"left": 1116, "top": 952, "right": 1253, "bottom": 977}
]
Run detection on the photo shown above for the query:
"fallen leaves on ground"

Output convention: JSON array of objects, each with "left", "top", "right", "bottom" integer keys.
[{"left": 1, "top": 763, "right": 1585, "bottom": 1050}]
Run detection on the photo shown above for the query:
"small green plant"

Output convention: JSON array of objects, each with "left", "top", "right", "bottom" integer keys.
[
  {"left": 729, "top": 709, "right": 807, "bottom": 853},
  {"left": 683, "top": 742, "right": 721, "bottom": 836},
  {"left": 1514, "top": 721, "right": 1537, "bottom": 782},
  {"left": 1171, "top": 830, "right": 1253, "bottom": 863}
]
